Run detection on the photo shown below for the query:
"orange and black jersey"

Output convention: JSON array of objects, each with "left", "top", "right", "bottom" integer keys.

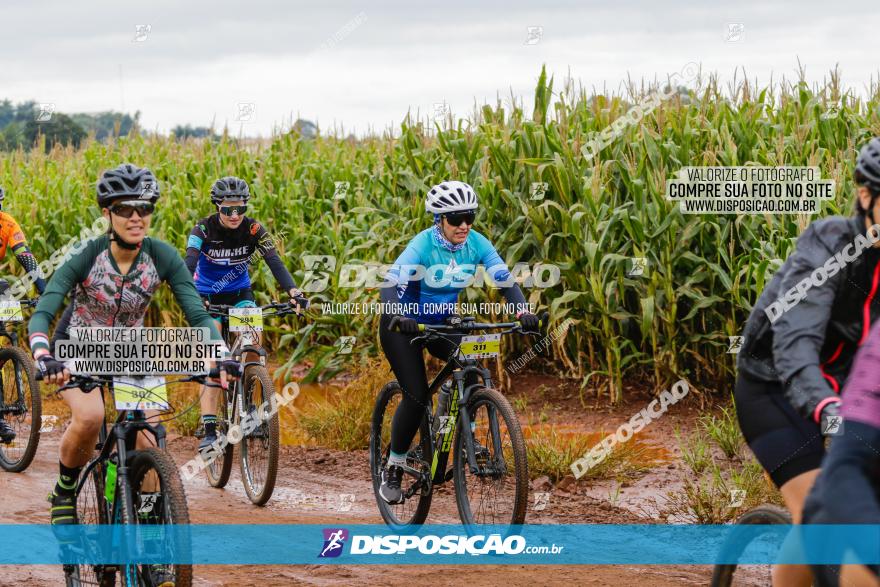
[{"left": 0, "top": 211, "right": 45, "bottom": 294}]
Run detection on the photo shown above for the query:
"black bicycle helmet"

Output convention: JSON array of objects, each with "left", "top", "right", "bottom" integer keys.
[
  {"left": 96, "top": 163, "right": 160, "bottom": 208},
  {"left": 210, "top": 176, "right": 250, "bottom": 205}
]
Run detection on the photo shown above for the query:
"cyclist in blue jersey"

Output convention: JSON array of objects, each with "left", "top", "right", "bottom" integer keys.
[
  {"left": 185, "top": 176, "right": 308, "bottom": 453},
  {"left": 377, "top": 180, "right": 539, "bottom": 504}
]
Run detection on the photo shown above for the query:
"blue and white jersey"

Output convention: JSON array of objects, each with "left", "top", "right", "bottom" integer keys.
[{"left": 386, "top": 228, "right": 514, "bottom": 324}]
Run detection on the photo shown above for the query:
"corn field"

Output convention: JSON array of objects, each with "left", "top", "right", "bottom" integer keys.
[{"left": 0, "top": 66, "right": 875, "bottom": 402}]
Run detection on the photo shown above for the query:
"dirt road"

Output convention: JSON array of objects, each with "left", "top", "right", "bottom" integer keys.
[{"left": 2, "top": 431, "right": 714, "bottom": 586}]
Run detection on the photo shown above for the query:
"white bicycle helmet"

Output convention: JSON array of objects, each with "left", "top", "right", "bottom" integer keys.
[{"left": 425, "top": 181, "right": 478, "bottom": 214}]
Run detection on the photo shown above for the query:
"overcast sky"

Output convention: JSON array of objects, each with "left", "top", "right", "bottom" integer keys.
[{"left": 3, "top": 1, "right": 879, "bottom": 136}]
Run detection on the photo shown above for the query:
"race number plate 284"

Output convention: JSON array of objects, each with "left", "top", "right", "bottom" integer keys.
[
  {"left": 0, "top": 300, "right": 23, "bottom": 322},
  {"left": 114, "top": 376, "right": 169, "bottom": 411},
  {"left": 459, "top": 334, "right": 501, "bottom": 359},
  {"left": 229, "top": 307, "right": 263, "bottom": 332}
]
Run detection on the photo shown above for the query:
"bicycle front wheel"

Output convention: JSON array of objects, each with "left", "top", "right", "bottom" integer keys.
[
  {"left": 710, "top": 504, "right": 792, "bottom": 587},
  {"left": 0, "top": 346, "right": 41, "bottom": 472},
  {"left": 238, "top": 365, "right": 279, "bottom": 506},
  {"left": 122, "top": 447, "right": 192, "bottom": 587},
  {"left": 453, "top": 387, "right": 528, "bottom": 526},
  {"left": 370, "top": 381, "right": 433, "bottom": 529},
  {"left": 64, "top": 460, "right": 118, "bottom": 587},
  {"left": 204, "top": 385, "right": 234, "bottom": 488}
]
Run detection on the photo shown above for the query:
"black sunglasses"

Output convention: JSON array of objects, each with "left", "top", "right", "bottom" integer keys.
[
  {"left": 443, "top": 210, "right": 476, "bottom": 227},
  {"left": 219, "top": 205, "right": 247, "bottom": 216},
  {"left": 110, "top": 202, "right": 155, "bottom": 218}
]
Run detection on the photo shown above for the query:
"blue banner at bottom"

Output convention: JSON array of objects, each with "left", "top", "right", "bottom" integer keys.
[{"left": 1, "top": 524, "right": 878, "bottom": 565}]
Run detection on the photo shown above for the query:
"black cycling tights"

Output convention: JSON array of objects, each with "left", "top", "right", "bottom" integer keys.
[{"left": 379, "top": 315, "right": 478, "bottom": 455}]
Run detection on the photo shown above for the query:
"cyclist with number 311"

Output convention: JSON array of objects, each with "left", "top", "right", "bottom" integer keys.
[{"left": 376, "top": 180, "right": 539, "bottom": 505}]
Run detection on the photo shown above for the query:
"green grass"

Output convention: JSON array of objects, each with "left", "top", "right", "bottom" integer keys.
[
  {"left": 294, "top": 358, "right": 390, "bottom": 450},
  {"left": 525, "top": 425, "right": 656, "bottom": 483},
  {"left": 700, "top": 400, "right": 741, "bottom": 459},
  {"left": 676, "top": 426, "right": 713, "bottom": 475},
  {"left": 663, "top": 403, "right": 783, "bottom": 523}
]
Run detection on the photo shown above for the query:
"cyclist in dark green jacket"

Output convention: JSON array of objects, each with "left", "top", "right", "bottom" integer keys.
[{"left": 27, "top": 164, "right": 231, "bottom": 539}]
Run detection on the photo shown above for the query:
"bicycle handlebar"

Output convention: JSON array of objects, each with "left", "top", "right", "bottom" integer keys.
[
  {"left": 36, "top": 368, "right": 223, "bottom": 391},
  {"left": 390, "top": 311, "right": 550, "bottom": 333},
  {"left": 205, "top": 300, "right": 305, "bottom": 317}
]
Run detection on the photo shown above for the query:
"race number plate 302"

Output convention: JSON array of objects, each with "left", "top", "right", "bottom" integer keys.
[
  {"left": 0, "top": 300, "right": 23, "bottom": 322},
  {"left": 459, "top": 333, "right": 501, "bottom": 359},
  {"left": 229, "top": 307, "right": 263, "bottom": 332},
  {"left": 114, "top": 376, "right": 169, "bottom": 411}
]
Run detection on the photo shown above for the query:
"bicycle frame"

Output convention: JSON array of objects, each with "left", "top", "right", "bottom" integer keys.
[
  {"left": 404, "top": 314, "right": 546, "bottom": 487},
  {"left": 76, "top": 382, "right": 168, "bottom": 526},
  {"left": 425, "top": 356, "right": 495, "bottom": 485},
  {"left": 211, "top": 307, "right": 272, "bottom": 421}
]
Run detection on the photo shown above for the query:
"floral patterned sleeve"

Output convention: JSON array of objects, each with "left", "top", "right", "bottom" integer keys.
[{"left": 28, "top": 237, "right": 97, "bottom": 354}]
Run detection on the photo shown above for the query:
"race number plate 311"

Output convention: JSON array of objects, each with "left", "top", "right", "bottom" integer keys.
[
  {"left": 229, "top": 307, "right": 263, "bottom": 332},
  {"left": 459, "top": 334, "right": 501, "bottom": 359},
  {"left": 114, "top": 376, "right": 169, "bottom": 411}
]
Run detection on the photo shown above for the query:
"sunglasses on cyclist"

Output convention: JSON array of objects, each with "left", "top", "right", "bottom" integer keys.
[
  {"left": 442, "top": 210, "right": 476, "bottom": 227},
  {"left": 109, "top": 202, "right": 155, "bottom": 218},
  {"left": 219, "top": 205, "right": 247, "bottom": 216}
]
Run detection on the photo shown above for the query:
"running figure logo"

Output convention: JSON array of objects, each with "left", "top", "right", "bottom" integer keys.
[{"left": 319, "top": 528, "right": 349, "bottom": 558}]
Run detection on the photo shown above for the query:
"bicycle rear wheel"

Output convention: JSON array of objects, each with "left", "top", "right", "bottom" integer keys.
[
  {"left": 122, "top": 447, "right": 192, "bottom": 587},
  {"left": 453, "top": 387, "right": 528, "bottom": 526},
  {"left": 204, "top": 385, "right": 234, "bottom": 488},
  {"left": 0, "top": 346, "right": 41, "bottom": 472},
  {"left": 370, "top": 381, "right": 433, "bottom": 529},
  {"left": 238, "top": 365, "right": 279, "bottom": 506},
  {"left": 710, "top": 504, "right": 792, "bottom": 587}
]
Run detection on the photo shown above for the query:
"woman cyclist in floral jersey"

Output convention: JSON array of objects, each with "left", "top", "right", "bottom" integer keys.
[{"left": 27, "top": 164, "right": 231, "bottom": 535}]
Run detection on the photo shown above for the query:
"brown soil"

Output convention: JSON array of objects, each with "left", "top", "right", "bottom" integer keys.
[{"left": 1, "top": 371, "right": 723, "bottom": 586}]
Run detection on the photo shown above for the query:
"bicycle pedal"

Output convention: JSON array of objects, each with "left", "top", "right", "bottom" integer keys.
[{"left": 444, "top": 469, "right": 454, "bottom": 482}]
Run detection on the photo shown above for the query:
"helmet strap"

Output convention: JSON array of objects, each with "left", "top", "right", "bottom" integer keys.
[
  {"left": 107, "top": 211, "right": 141, "bottom": 251},
  {"left": 865, "top": 188, "right": 880, "bottom": 229},
  {"left": 109, "top": 228, "right": 141, "bottom": 250}
]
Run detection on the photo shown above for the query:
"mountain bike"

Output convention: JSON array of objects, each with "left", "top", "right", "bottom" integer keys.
[
  {"left": 0, "top": 296, "right": 41, "bottom": 472},
  {"left": 370, "top": 313, "right": 547, "bottom": 529},
  {"left": 37, "top": 369, "right": 222, "bottom": 587},
  {"left": 711, "top": 503, "right": 792, "bottom": 586},
  {"left": 199, "top": 301, "right": 301, "bottom": 506}
]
